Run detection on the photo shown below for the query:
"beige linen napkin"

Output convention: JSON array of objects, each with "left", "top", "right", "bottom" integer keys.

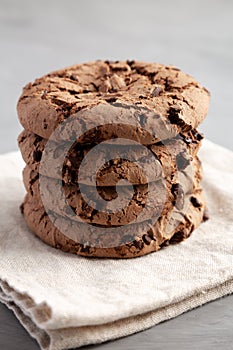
[{"left": 0, "top": 139, "right": 233, "bottom": 350}]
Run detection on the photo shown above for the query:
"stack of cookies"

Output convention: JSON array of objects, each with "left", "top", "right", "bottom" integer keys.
[{"left": 17, "top": 60, "right": 210, "bottom": 258}]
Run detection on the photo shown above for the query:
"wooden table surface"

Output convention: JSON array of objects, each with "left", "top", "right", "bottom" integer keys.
[{"left": 0, "top": 0, "right": 232, "bottom": 349}]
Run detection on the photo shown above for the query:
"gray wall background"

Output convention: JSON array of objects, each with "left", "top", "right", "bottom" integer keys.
[{"left": 0, "top": 0, "right": 233, "bottom": 153}]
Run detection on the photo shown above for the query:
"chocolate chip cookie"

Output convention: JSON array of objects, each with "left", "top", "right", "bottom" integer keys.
[
  {"left": 21, "top": 185, "right": 206, "bottom": 258},
  {"left": 17, "top": 61, "right": 210, "bottom": 145},
  {"left": 22, "top": 156, "right": 202, "bottom": 226},
  {"left": 18, "top": 129, "right": 202, "bottom": 186}
]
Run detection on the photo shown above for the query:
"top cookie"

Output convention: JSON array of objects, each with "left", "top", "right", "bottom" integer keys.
[{"left": 17, "top": 60, "right": 210, "bottom": 144}]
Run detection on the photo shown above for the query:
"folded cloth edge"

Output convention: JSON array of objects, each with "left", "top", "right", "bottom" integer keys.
[{"left": 1, "top": 276, "right": 233, "bottom": 350}]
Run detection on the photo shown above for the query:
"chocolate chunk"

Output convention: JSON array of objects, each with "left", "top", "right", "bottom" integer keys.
[
  {"left": 182, "top": 136, "right": 193, "bottom": 145},
  {"left": 126, "top": 60, "right": 135, "bottom": 66},
  {"left": 190, "top": 196, "right": 202, "bottom": 208},
  {"left": 167, "top": 107, "right": 182, "bottom": 125},
  {"left": 20, "top": 202, "right": 24, "bottom": 214},
  {"left": 32, "top": 150, "right": 42, "bottom": 162},
  {"left": 203, "top": 208, "right": 210, "bottom": 221},
  {"left": 134, "top": 240, "right": 144, "bottom": 250},
  {"left": 160, "top": 240, "right": 169, "bottom": 247},
  {"left": 192, "top": 130, "right": 204, "bottom": 141},
  {"left": 105, "top": 97, "right": 117, "bottom": 103},
  {"left": 80, "top": 245, "right": 91, "bottom": 254},
  {"left": 142, "top": 234, "right": 152, "bottom": 245},
  {"left": 171, "top": 67, "right": 181, "bottom": 72},
  {"left": 170, "top": 230, "right": 186, "bottom": 244}
]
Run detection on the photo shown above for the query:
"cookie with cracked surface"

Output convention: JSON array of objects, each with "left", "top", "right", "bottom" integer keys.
[
  {"left": 17, "top": 61, "right": 210, "bottom": 144},
  {"left": 22, "top": 156, "right": 202, "bottom": 226},
  {"left": 21, "top": 186, "right": 206, "bottom": 258},
  {"left": 18, "top": 129, "right": 202, "bottom": 186}
]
